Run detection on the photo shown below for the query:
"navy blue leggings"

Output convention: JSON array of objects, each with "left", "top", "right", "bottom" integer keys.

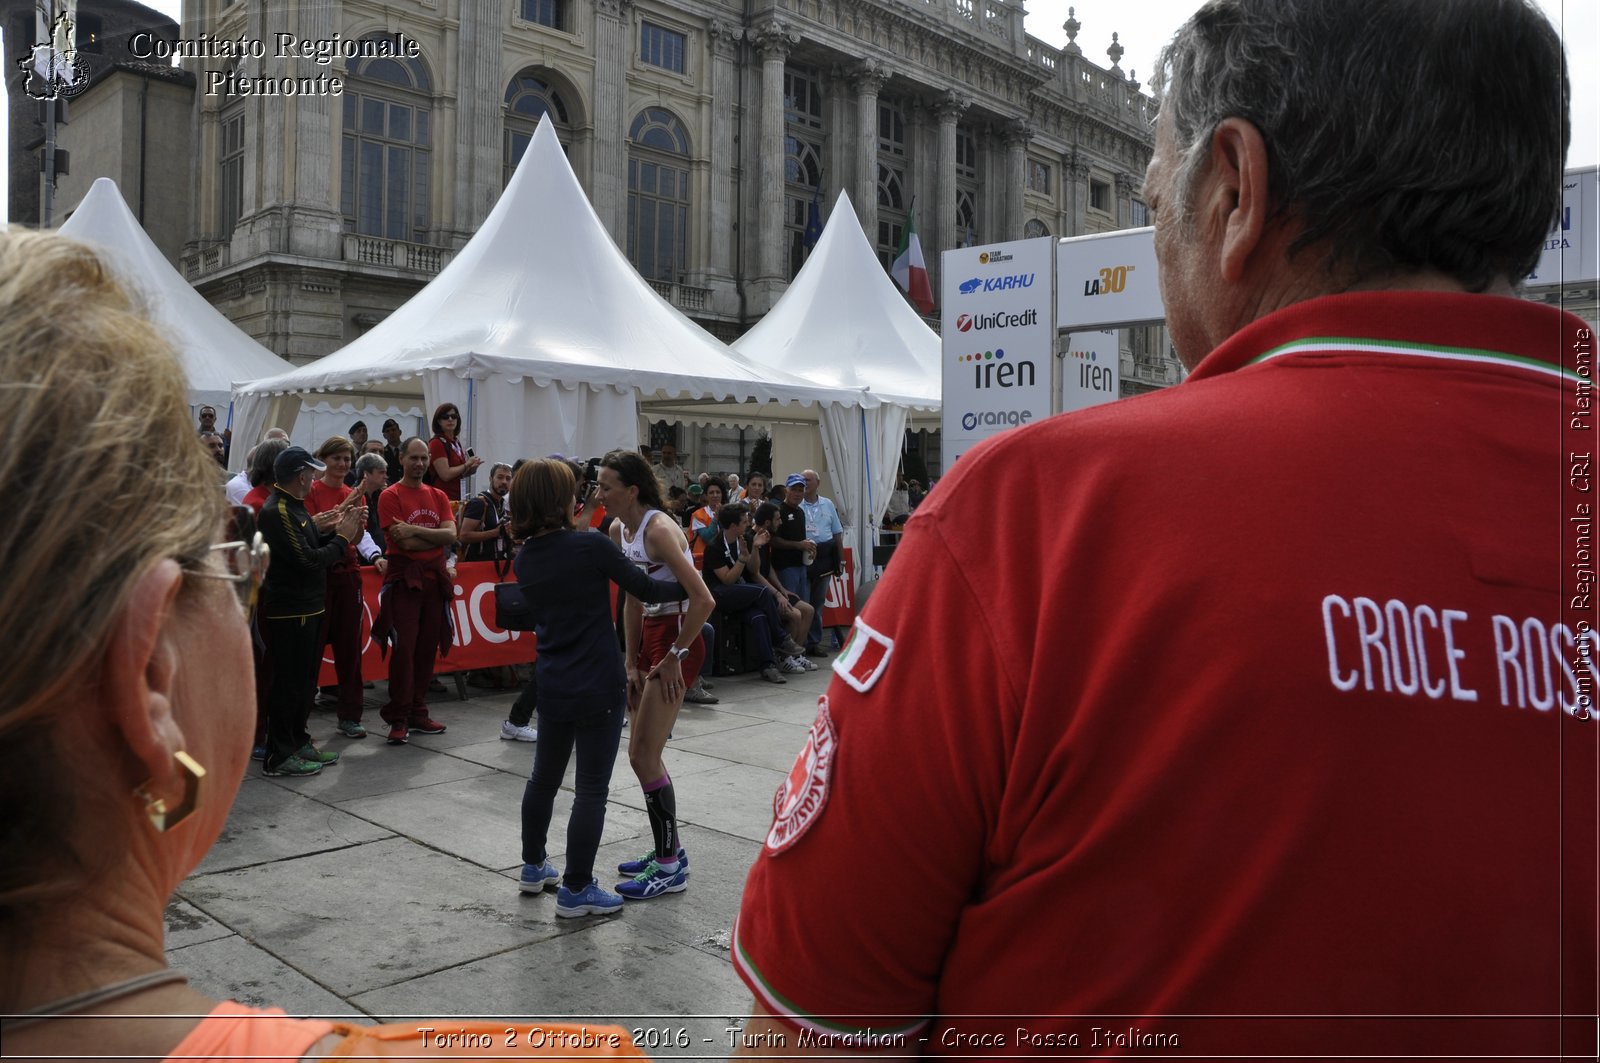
[{"left": 520, "top": 693, "right": 625, "bottom": 890}]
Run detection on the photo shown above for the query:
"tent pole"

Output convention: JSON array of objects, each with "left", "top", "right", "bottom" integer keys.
[{"left": 466, "top": 378, "right": 476, "bottom": 496}]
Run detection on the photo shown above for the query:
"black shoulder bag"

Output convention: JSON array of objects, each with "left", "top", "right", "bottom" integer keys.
[{"left": 492, "top": 553, "right": 535, "bottom": 631}]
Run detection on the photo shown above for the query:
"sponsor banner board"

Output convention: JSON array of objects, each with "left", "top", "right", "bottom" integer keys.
[
  {"left": 1056, "top": 226, "right": 1163, "bottom": 331},
  {"left": 1529, "top": 167, "right": 1599, "bottom": 287},
  {"left": 1061, "top": 329, "right": 1121, "bottom": 413},
  {"left": 819, "top": 548, "right": 856, "bottom": 628},
  {"left": 317, "top": 555, "right": 858, "bottom": 685},
  {"left": 940, "top": 236, "right": 1056, "bottom": 464},
  {"left": 317, "top": 561, "right": 536, "bottom": 684}
]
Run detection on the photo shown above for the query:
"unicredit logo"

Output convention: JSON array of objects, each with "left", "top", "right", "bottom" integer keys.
[{"left": 956, "top": 308, "right": 1038, "bottom": 333}]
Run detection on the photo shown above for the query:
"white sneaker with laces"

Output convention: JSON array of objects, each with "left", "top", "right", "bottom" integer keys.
[{"left": 500, "top": 720, "right": 538, "bottom": 742}]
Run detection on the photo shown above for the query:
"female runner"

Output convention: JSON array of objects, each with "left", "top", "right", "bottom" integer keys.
[{"left": 597, "top": 450, "right": 716, "bottom": 898}]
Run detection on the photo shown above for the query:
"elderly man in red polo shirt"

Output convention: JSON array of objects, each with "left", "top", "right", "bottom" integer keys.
[
  {"left": 730, "top": 0, "right": 1595, "bottom": 1057},
  {"left": 374, "top": 436, "right": 457, "bottom": 745}
]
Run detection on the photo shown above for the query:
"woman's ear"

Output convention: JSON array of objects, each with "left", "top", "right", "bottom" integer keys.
[{"left": 98, "top": 560, "right": 188, "bottom": 790}]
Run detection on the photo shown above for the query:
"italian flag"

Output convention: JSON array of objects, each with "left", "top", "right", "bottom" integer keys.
[{"left": 890, "top": 206, "right": 936, "bottom": 315}]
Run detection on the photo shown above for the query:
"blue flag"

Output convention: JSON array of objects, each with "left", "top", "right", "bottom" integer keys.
[{"left": 802, "top": 180, "right": 824, "bottom": 250}]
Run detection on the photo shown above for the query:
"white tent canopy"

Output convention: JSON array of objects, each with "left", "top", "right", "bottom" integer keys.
[
  {"left": 734, "top": 191, "right": 942, "bottom": 566},
  {"left": 58, "top": 178, "right": 294, "bottom": 414},
  {"left": 232, "top": 115, "right": 866, "bottom": 475}
]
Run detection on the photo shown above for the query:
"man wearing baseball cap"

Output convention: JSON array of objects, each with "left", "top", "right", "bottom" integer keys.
[{"left": 257, "top": 446, "right": 365, "bottom": 776}]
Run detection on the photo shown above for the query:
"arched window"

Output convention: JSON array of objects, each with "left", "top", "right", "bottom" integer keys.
[
  {"left": 627, "top": 108, "right": 691, "bottom": 283},
  {"left": 217, "top": 82, "right": 244, "bottom": 239},
  {"left": 341, "top": 45, "right": 433, "bottom": 241},
  {"left": 875, "top": 98, "right": 907, "bottom": 268},
  {"left": 1023, "top": 218, "right": 1050, "bottom": 240},
  {"left": 784, "top": 64, "right": 825, "bottom": 279},
  {"left": 504, "top": 72, "right": 571, "bottom": 185},
  {"left": 955, "top": 129, "right": 979, "bottom": 246},
  {"left": 956, "top": 189, "right": 977, "bottom": 246}
]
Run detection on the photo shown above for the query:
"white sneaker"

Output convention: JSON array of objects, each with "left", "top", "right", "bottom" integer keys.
[
  {"left": 500, "top": 720, "right": 537, "bottom": 742},
  {"left": 780, "top": 656, "right": 807, "bottom": 674}
]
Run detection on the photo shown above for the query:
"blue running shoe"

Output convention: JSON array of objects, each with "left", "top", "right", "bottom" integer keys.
[
  {"left": 616, "top": 860, "right": 689, "bottom": 900},
  {"left": 617, "top": 848, "right": 688, "bottom": 877},
  {"left": 556, "top": 879, "right": 624, "bottom": 918},
  {"left": 518, "top": 861, "right": 559, "bottom": 893}
]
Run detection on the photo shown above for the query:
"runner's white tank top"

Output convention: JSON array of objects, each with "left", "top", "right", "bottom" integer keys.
[{"left": 619, "top": 509, "right": 691, "bottom": 615}]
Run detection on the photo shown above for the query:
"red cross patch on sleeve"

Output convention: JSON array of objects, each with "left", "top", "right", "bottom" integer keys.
[
  {"left": 831, "top": 618, "right": 894, "bottom": 693},
  {"left": 766, "top": 698, "right": 837, "bottom": 854}
]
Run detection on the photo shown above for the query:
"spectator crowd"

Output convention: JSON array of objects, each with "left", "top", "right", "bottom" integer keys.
[{"left": 210, "top": 410, "right": 920, "bottom": 775}]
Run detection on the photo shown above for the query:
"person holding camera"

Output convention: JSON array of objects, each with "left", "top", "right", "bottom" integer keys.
[
  {"left": 510, "top": 458, "right": 690, "bottom": 916},
  {"left": 425, "top": 401, "right": 482, "bottom": 503}
]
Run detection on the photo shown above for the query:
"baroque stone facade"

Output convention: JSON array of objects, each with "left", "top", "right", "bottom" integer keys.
[{"left": 166, "top": 0, "right": 1161, "bottom": 373}]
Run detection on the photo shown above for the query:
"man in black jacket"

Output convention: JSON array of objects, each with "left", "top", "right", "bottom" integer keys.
[{"left": 258, "top": 446, "right": 364, "bottom": 776}]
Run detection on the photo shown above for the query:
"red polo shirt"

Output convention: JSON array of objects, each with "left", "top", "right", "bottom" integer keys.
[{"left": 734, "top": 291, "right": 1598, "bottom": 1057}]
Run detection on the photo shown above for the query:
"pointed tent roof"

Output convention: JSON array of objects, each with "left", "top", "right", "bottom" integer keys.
[
  {"left": 57, "top": 178, "right": 293, "bottom": 406},
  {"left": 237, "top": 116, "right": 858, "bottom": 410},
  {"left": 733, "top": 191, "right": 940, "bottom": 410}
]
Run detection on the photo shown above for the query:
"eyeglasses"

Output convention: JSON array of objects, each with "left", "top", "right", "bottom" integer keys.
[
  {"left": 186, "top": 532, "right": 271, "bottom": 614},
  {"left": 441, "top": 413, "right": 459, "bottom": 420}
]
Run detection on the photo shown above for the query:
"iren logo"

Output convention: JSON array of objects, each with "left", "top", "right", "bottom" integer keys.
[
  {"left": 1083, "top": 264, "right": 1136, "bottom": 296},
  {"left": 955, "top": 347, "right": 1037, "bottom": 389}
]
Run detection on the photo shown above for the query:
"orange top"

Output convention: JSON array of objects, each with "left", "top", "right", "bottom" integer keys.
[
  {"left": 162, "top": 1002, "right": 650, "bottom": 1061},
  {"left": 324, "top": 1021, "right": 651, "bottom": 1058},
  {"left": 163, "top": 1001, "right": 333, "bottom": 1062}
]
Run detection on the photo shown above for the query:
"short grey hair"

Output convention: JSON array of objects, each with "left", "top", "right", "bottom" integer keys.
[
  {"left": 489, "top": 462, "right": 512, "bottom": 479},
  {"left": 1157, "top": 0, "right": 1568, "bottom": 289},
  {"left": 353, "top": 452, "right": 387, "bottom": 478}
]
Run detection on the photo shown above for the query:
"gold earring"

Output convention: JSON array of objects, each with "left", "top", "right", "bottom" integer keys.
[{"left": 135, "top": 751, "right": 207, "bottom": 832}]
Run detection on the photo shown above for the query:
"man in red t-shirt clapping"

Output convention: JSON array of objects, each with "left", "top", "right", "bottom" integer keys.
[{"left": 375, "top": 437, "right": 458, "bottom": 745}]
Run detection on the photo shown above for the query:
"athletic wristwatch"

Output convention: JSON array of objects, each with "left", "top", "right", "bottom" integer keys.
[{"left": 668, "top": 645, "right": 691, "bottom": 662}]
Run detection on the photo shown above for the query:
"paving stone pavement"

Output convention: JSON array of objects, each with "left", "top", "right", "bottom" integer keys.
[{"left": 166, "top": 659, "right": 837, "bottom": 1055}]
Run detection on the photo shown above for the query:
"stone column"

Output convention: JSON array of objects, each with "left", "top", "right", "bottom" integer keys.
[
  {"left": 1114, "top": 171, "right": 1138, "bottom": 228},
  {"left": 850, "top": 60, "right": 889, "bottom": 242},
  {"left": 452, "top": 0, "right": 506, "bottom": 237},
  {"left": 934, "top": 91, "right": 968, "bottom": 243},
  {"left": 1064, "top": 148, "right": 1090, "bottom": 236},
  {"left": 592, "top": 0, "right": 634, "bottom": 241},
  {"left": 707, "top": 20, "right": 743, "bottom": 282},
  {"left": 755, "top": 21, "right": 796, "bottom": 286},
  {"left": 933, "top": 91, "right": 969, "bottom": 293},
  {"left": 1002, "top": 119, "right": 1031, "bottom": 241},
  {"left": 282, "top": 0, "right": 341, "bottom": 258}
]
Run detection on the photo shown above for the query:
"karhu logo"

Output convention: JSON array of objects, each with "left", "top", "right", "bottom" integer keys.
[{"left": 962, "top": 274, "right": 1036, "bottom": 295}]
